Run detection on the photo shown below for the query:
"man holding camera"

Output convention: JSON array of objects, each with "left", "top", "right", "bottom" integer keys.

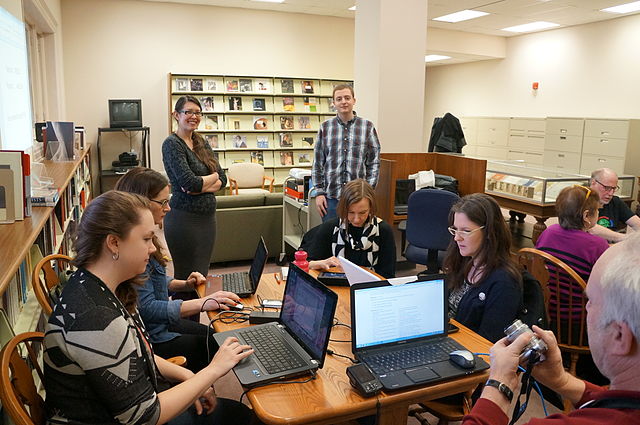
[{"left": 462, "top": 233, "right": 640, "bottom": 424}]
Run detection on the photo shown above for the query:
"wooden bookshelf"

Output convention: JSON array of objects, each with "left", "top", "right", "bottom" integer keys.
[
  {"left": 0, "top": 146, "right": 92, "bottom": 335},
  {"left": 168, "top": 74, "right": 352, "bottom": 186}
]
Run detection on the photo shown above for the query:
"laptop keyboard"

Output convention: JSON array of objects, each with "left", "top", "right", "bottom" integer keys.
[
  {"left": 222, "top": 272, "right": 251, "bottom": 294},
  {"left": 239, "top": 326, "right": 307, "bottom": 374},
  {"left": 364, "top": 339, "right": 464, "bottom": 374}
]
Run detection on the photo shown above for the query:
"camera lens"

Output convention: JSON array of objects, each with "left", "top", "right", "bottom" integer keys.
[{"left": 504, "top": 319, "right": 547, "bottom": 363}]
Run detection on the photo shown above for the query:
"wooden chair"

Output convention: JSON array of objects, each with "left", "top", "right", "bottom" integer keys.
[
  {"left": 410, "top": 390, "right": 474, "bottom": 425},
  {"left": 0, "top": 332, "right": 45, "bottom": 425},
  {"left": 31, "top": 254, "right": 187, "bottom": 368},
  {"left": 517, "top": 248, "right": 590, "bottom": 376},
  {"left": 227, "top": 162, "right": 274, "bottom": 195}
]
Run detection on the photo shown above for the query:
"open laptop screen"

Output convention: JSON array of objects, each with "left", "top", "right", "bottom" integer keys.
[
  {"left": 353, "top": 279, "right": 446, "bottom": 349},
  {"left": 280, "top": 265, "right": 337, "bottom": 365},
  {"left": 249, "top": 237, "right": 268, "bottom": 288}
]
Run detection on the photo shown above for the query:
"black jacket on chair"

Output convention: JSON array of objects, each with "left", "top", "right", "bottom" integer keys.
[{"left": 428, "top": 113, "right": 466, "bottom": 153}]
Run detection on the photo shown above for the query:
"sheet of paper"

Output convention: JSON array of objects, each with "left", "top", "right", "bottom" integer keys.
[
  {"left": 338, "top": 256, "right": 381, "bottom": 285},
  {"left": 387, "top": 276, "right": 419, "bottom": 286}
]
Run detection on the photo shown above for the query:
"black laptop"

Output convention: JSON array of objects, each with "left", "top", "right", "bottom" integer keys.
[
  {"left": 219, "top": 237, "right": 268, "bottom": 298},
  {"left": 214, "top": 263, "right": 338, "bottom": 387},
  {"left": 350, "top": 276, "right": 489, "bottom": 391}
]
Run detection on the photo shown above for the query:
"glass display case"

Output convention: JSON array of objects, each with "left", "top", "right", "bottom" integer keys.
[{"left": 484, "top": 160, "right": 635, "bottom": 204}]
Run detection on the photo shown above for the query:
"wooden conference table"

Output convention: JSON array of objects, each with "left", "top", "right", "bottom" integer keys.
[{"left": 198, "top": 272, "right": 492, "bottom": 425}]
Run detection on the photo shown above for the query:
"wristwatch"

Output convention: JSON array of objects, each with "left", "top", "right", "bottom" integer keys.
[{"left": 485, "top": 379, "right": 514, "bottom": 402}]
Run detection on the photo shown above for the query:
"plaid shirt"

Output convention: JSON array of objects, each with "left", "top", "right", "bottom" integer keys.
[{"left": 312, "top": 113, "right": 381, "bottom": 198}]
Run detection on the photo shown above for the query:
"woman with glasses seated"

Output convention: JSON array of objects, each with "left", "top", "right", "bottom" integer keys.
[
  {"left": 115, "top": 168, "right": 240, "bottom": 373},
  {"left": 305, "top": 179, "right": 396, "bottom": 278},
  {"left": 162, "top": 95, "right": 227, "bottom": 320},
  {"left": 444, "top": 193, "right": 522, "bottom": 342}
]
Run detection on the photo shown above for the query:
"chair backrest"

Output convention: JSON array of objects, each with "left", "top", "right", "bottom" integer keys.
[
  {"left": 517, "top": 248, "right": 589, "bottom": 353},
  {"left": 32, "top": 254, "right": 73, "bottom": 316},
  {"left": 227, "top": 163, "right": 265, "bottom": 188},
  {"left": 406, "top": 188, "right": 459, "bottom": 251},
  {"left": 0, "top": 332, "right": 45, "bottom": 425}
]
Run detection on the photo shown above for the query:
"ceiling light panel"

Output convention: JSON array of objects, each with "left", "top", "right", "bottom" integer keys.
[
  {"left": 601, "top": 1, "right": 640, "bottom": 14},
  {"left": 501, "top": 21, "right": 560, "bottom": 32},
  {"left": 433, "top": 9, "right": 489, "bottom": 22}
]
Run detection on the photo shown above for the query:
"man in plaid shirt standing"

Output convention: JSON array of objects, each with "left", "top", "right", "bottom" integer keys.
[{"left": 312, "top": 84, "right": 381, "bottom": 222}]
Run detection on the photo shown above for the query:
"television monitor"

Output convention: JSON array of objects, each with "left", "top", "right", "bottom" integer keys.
[{"left": 108, "top": 99, "right": 142, "bottom": 128}]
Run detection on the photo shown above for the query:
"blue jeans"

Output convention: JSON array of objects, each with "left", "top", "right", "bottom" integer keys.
[
  {"left": 168, "top": 398, "right": 255, "bottom": 425},
  {"left": 322, "top": 197, "right": 339, "bottom": 223}
]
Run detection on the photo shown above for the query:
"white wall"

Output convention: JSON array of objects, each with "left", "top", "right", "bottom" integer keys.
[
  {"left": 424, "top": 13, "right": 640, "bottom": 149},
  {"left": 61, "top": 0, "right": 354, "bottom": 170}
]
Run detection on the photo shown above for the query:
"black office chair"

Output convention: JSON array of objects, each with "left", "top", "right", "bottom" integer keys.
[{"left": 405, "top": 188, "right": 460, "bottom": 274}]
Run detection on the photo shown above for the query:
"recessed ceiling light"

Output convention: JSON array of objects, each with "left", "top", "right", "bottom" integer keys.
[
  {"left": 251, "top": 0, "right": 285, "bottom": 3},
  {"left": 433, "top": 9, "right": 489, "bottom": 23},
  {"left": 501, "top": 21, "right": 560, "bottom": 33},
  {"left": 425, "top": 55, "right": 451, "bottom": 62},
  {"left": 601, "top": 1, "right": 640, "bottom": 13},
  {"left": 348, "top": 5, "right": 356, "bottom": 11}
]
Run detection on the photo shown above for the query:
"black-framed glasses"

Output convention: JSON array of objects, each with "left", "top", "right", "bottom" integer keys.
[
  {"left": 594, "top": 179, "right": 619, "bottom": 193},
  {"left": 447, "top": 225, "right": 485, "bottom": 237},
  {"left": 150, "top": 196, "right": 171, "bottom": 208},
  {"left": 180, "top": 110, "right": 203, "bottom": 117}
]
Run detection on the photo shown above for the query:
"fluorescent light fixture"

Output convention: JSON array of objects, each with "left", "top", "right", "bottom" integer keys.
[
  {"left": 501, "top": 21, "right": 560, "bottom": 33},
  {"left": 425, "top": 55, "right": 451, "bottom": 62},
  {"left": 251, "top": 0, "right": 285, "bottom": 3},
  {"left": 349, "top": 5, "right": 356, "bottom": 10},
  {"left": 433, "top": 9, "right": 489, "bottom": 23},
  {"left": 601, "top": 1, "right": 640, "bottom": 13}
]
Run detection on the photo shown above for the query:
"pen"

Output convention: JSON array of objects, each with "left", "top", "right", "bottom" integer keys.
[{"left": 274, "top": 273, "right": 282, "bottom": 284}]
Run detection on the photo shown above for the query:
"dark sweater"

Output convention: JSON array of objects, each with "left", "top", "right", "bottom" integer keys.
[
  {"left": 305, "top": 217, "right": 396, "bottom": 278},
  {"left": 453, "top": 268, "right": 522, "bottom": 343},
  {"left": 162, "top": 133, "right": 227, "bottom": 215}
]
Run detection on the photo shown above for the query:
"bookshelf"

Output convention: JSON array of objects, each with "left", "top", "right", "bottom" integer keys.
[
  {"left": 168, "top": 74, "right": 352, "bottom": 186},
  {"left": 0, "top": 146, "right": 92, "bottom": 339}
]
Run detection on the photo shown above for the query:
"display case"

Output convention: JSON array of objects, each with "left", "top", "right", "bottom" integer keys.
[{"left": 484, "top": 160, "right": 635, "bottom": 204}]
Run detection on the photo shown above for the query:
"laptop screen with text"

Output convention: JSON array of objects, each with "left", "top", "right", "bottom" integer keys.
[{"left": 353, "top": 279, "right": 446, "bottom": 349}]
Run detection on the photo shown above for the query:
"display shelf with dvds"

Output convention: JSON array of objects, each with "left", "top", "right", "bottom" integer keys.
[{"left": 168, "top": 73, "right": 352, "bottom": 186}]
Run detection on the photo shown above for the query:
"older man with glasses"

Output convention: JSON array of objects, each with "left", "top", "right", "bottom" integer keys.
[{"left": 589, "top": 168, "right": 640, "bottom": 243}]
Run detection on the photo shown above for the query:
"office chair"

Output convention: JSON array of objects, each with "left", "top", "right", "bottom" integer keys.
[
  {"left": 227, "top": 162, "right": 275, "bottom": 195},
  {"left": 405, "top": 188, "right": 459, "bottom": 274}
]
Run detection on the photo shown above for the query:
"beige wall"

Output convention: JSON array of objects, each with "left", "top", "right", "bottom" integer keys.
[
  {"left": 61, "top": 0, "right": 355, "bottom": 170},
  {"left": 0, "top": 0, "right": 21, "bottom": 18},
  {"left": 424, "top": 13, "right": 640, "bottom": 144}
]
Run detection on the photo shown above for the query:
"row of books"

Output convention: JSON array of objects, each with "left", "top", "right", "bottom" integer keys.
[
  {"left": 174, "top": 77, "right": 349, "bottom": 95},
  {"left": 215, "top": 150, "right": 312, "bottom": 168},
  {"left": 189, "top": 96, "right": 336, "bottom": 113},
  {"left": 190, "top": 115, "right": 323, "bottom": 132},
  {"left": 205, "top": 134, "right": 314, "bottom": 150}
]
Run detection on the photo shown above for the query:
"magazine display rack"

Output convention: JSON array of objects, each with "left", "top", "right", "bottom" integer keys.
[{"left": 168, "top": 73, "right": 352, "bottom": 186}]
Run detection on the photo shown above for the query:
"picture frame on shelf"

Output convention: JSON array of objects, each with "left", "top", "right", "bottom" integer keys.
[
  {"left": 303, "top": 97, "right": 317, "bottom": 112},
  {"left": 257, "top": 135, "right": 269, "bottom": 148},
  {"left": 200, "top": 96, "right": 215, "bottom": 112},
  {"left": 253, "top": 116, "right": 268, "bottom": 130},
  {"left": 233, "top": 120, "right": 241, "bottom": 130},
  {"left": 279, "top": 132, "right": 293, "bottom": 148},
  {"left": 232, "top": 135, "right": 247, "bottom": 148},
  {"left": 176, "top": 78, "right": 188, "bottom": 91},
  {"left": 206, "top": 78, "right": 218, "bottom": 91},
  {"left": 298, "top": 116, "right": 311, "bottom": 130},
  {"left": 280, "top": 151, "right": 294, "bottom": 166},
  {"left": 301, "top": 80, "right": 314, "bottom": 94},
  {"left": 281, "top": 79, "right": 294, "bottom": 93},
  {"left": 239, "top": 79, "right": 253, "bottom": 92},
  {"left": 226, "top": 79, "right": 239, "bottom": 92},
  {"left": 327, "top": 98, "right": 336, "bottom": 113},
  {"left": 282, "top": 97, "right": 295, "bottom": 112},
  {"left": 255, "top": 79, "right": 271, "bottom": 93},
  {"left": 253, "top": 98, "right": 266, "bottom": 111},
  {"left": 280, "top": 116, "right": 294, "bottom": 130},
  {"left": 302, "top": 136, "right": 314, "bottom": 147},
  {"left": 205, "top": 134, "right": 219, "bottom": 149},
  {"left": 201, "top": 116, "right": 218, "bottom": 131},
  {"left": 250, "top": 151, "right": 264, "bottom": 165},
  {"left": 229, "top": 96, "right": 242, "bottom": 111},
  {"left": 190, "top": 78, "right": 203, "bottom": 91},
  {"left": 298, "top": 153, "right": 311, "bottom": 164}
]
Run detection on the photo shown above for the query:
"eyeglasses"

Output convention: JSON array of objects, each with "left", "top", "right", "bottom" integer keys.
[
  {"left": 594, "top": 179, "right": 619, "bottom": 193},
  {"left": 573, "top": 184, "right": 591, "bottom": 199},
  {"left": 180, "top": 110, "right": 203, "bottom": 117},
  {"left": 150, "top": 196, "right": 171, "bottom": 208},
  {"left": 447, "top": 225, "right": 485, "bottom": 237}
]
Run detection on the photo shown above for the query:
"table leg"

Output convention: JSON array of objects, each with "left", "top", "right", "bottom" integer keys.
[
  {"left": 378, "top": 403, "right": 410, "bottom": 425},
  {"left": 532, "top": 217, "right": 548, "bottom": 244}
]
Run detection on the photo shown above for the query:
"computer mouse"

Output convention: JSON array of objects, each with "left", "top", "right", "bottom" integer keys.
[
  {"left": 449, "top": 350, "right": 476, "bottom": 369},
  {"left": 225, "top": 302, "right": 244, "bottom": 311}
]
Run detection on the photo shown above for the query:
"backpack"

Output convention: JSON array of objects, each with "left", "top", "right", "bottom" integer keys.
[{"left": 518, "top": 270, "right": 548, "bottom": 329}]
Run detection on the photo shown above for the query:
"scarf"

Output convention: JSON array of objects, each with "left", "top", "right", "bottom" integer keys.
[{"left": 331, "top": 216, "right": 381, "bottom": 268}]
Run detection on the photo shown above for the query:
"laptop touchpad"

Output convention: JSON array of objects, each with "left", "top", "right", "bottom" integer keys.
[{"left": 406, "top": 366, "right": 439, "bottom": 383}]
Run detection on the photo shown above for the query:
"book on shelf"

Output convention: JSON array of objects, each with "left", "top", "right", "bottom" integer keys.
[
  {"left": 205, "top": 134, "right": 219, "bottom": 149},
  {"left": 226, "top": 79, "right": 239, "bottom": 92},
  {"left": 0, "top": 167, "right": 16, "bottom": 223},
  {"left": 239, "top": 79, "right": 253, "bottom": 92},
  {"left": 206, "top": 78, "right": 218, "bottom": 91},
  {"left": 253, "top": 116, "right": 268, "bottom": 130},
  {"left": 298, "top": 153, "right": 311, "bottom": 164},
  {"left": 228, "top": 96, "right": 242, "bottom": 111},
  {"left": 232, "top": 159, "right": 246, "bottom": 164},
  {"left": 255, "top": 79, "right": 271, "bottom": 93},
  {"left": 327, "top": 98, "right": 336, "bottom": 113},
  {"left": 256, "top": 136, "right": 269, "bottom": 148},
  {"left": 298, "top": 116, "right": 311, "bottom": 130},
  {"left": 231, "top": 135, "right": 248, "bottom": 149},
  {"left": 303, "top": 97, "right": 317, "bottom": 112},
  {"left": 302, "top": 136, "right": 314, "bottom": 146},
  {"left": 200, "top": 96, "right": 215, "bottom": 112},
  {"left": 233, "top": 120, "right": 241, "bottom": 130},
  {"left": 301, "top": 80, "right": 314, "bottom": 94},
  {"left": 190, "top": 78, "right": 203, "bottom": 91},
  {"left": 280, "top": 116, "right": 294, "bottom": 130},
  {"left": 279, "top": 132, "right": 293, "bottom": 148},
  {"left": 176, "top": 78, "right": 188, "bottom": 91},
  {"left": 44, "top": 121, "right": 75, "bottom": 161},
  {"left": 282, "top": 97, "right": 295, "bottom": 112},
  {"left": 201, "top": 116, "right": 218, "bottom": 130},
  {"left": 281, "top": 79, "right": 294, "bottom": 93},
  {"left": 31, "top": 187, "right": 60, "bottom": 207},
  {"left": 250, "top": 151, "right": 264, "bottom": 165},
  {"left": 253, "top": 98, "right": 266, "bottom": 111},
  {"left": 0, "top": 150, "right": 25, "bottom": 221},
  {"left": 280, "top": 151, "right": 294, "bottom": 166}
]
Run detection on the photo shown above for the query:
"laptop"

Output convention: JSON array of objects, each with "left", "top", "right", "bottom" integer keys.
[
  {"left": 214, "top": 263, "right": 338, "bottom": 387},
  {"left": 219, "top": 237, "right": 268, "bottom": 298},
  {"left": 350, "top": 276, "right": 489, "bottom": 391}
]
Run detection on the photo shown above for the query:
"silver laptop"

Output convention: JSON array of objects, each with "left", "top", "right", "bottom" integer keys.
[
  {"left": 214, "top": 263, "right": 338, "bottom": 387},
  {"left": 350, "top": 276, "right": 489, "bottom": 391}
]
